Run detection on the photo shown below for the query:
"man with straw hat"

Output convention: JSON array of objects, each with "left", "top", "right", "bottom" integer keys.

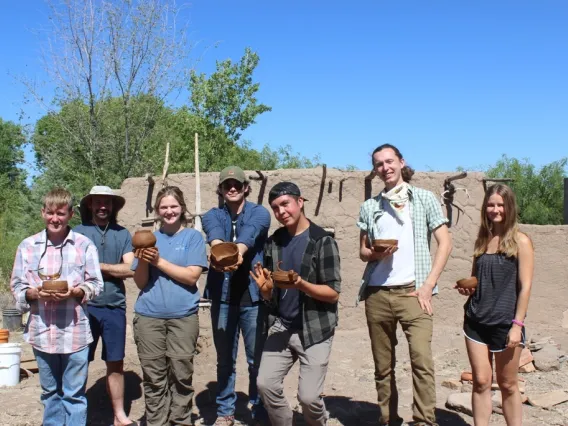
[{"left": 74, "top": 185, "right": 137, "bottom": 426}]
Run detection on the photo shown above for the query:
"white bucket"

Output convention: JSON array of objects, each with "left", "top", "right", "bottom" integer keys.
[{"left": 0, "top": 343, "right": 22, "bottom": 387}]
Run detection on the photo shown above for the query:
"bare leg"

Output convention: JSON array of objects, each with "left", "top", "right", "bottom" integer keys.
[
  {"left": 106, "top": 360, "right": 134, "bottom": 426},
  {"left": 495, "top": 347, "right": 523, "bottom": 426},
  {"left": 465, "top": 338, "right": 493, "bottom": 426}
]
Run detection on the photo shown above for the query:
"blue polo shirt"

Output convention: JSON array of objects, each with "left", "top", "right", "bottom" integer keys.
[{"left": 133, "top": 228, "right": 208, "bottom": 318}]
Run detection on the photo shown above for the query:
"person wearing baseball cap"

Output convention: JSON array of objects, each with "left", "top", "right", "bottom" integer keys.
[
  {"left": 251, "top": 181, "right": 341, "bottom": 426},
  {"left": 74, "top": 186, "right": 137, "bottom": 426},
  {"left": 202, "top": 166, "right": 271, "bottom": 426}
]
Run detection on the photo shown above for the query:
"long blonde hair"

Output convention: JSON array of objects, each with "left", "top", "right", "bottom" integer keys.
[{"left": 473, "top": 184, "right": 520, "bottom": 257}]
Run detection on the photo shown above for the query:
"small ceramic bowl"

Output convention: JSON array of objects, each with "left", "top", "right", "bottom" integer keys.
[
  {"left": 41, "top": 280, "right": 69, "bottom": 294},
  {"left": 132, "top": 230, "right": 157, "bottom": 249},
  {"left": 456, "top": 277, "right": 478, "bottom": 290},
  {"left": 372, "top": 239, "right": 398, "bottom": 252},
  {"left": 210, "top": 242, "right": 240, "bottom": 268},
  {"left": 272, "top": 261, "right": 299, "bottom": 289}
]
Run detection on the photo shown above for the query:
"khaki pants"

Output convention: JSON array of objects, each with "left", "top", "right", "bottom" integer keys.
[
  {"left": 257, "top": 320, "right": 333, "bottom": 426},
  {"left": 133, "top": 313, "right": 199, "bottom": 426},
  {"left": 365, "top": 286, "right": 437, "bottom": 426}
]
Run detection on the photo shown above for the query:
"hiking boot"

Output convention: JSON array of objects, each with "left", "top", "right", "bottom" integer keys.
[{"left": 213, "top": 416, "right": 235, "bottom": 426}]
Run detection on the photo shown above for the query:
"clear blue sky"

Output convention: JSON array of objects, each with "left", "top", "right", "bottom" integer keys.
[{"left": 1, "top": 0, "right": 567, "bottom": 174}]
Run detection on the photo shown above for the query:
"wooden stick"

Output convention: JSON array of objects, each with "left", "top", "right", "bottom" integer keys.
[
  {"left": 194, "top": 133, "right": 202, "bottom": 233},
  {"left": 161, "top": 142, "right": 170, "bottom": 186}
]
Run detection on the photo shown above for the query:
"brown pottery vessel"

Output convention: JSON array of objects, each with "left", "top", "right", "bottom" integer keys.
[
  {"left": 210, "top": 242, "right": 240, "bottom": 268},
  {"left": 132, "top": 230, "right": 157, "bottom": 249}
]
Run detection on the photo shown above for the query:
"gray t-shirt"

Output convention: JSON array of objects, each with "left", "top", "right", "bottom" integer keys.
[
  {"left": 277, "top": 229, "right": 309, "bottom": 330},
  {"left": 73, "top": 223, "right": 133, "bottom": 309}
]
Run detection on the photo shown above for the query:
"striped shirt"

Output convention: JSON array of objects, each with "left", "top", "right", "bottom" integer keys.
[
  {"left": 10, "top": 229, "right": 103, "bottom": 354},
  {"left": 356, "top": 185, "right": 448, "bottom": 304}
]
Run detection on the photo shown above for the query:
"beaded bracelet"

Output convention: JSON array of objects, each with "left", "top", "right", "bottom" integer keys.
[{"left": 512, "top": 319, "right": 525, "bottom": 327}]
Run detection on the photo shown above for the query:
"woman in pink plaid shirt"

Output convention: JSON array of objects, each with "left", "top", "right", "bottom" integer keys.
[{"left": 10, "top": 187, "right": 103, "bottom": 426}]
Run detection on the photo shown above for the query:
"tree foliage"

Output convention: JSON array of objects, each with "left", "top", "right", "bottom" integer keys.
[
  {"left": 486, "top": 155, "right": 567, "bottom": 225},
  {"left": 189, "top": 48, "right": 272, "bottom": 142}
]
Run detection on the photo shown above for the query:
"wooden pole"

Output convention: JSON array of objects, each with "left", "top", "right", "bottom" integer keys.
[{"left": 194, "top": 133, "right": 202, "bottom": 232}]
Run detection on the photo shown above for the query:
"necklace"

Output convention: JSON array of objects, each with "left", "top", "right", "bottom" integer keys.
[{"left": 93, "top": 221, "right": 110, "bottom": 246}]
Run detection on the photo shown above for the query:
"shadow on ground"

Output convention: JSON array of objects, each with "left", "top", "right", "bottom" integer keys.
[
  {"left": 86, "top": 370, "right": 143, "bottom": 426},
  {"left": 195, "top": 381, "right": 253, "bottom": 425},
  {"left": 322, "top": 396, "right": 470, "bottom": 426}
]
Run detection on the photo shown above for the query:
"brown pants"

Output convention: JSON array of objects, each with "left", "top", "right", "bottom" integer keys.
[
  {"left": 365, "top": 285, "right": 437, "bottom": 426},
  {"left": 133, "top": 313, "right": 199, "bottom": 426}
]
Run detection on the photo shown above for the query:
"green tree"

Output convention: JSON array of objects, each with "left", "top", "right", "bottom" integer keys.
[
  {"left": 486, "top": 155, "right": 567, "bottom": 225},
  {"left": 189, "top": 48, "right": 272, "bottom": 142},
  {"left": 0, "top": 119, "right": 38, "bottom": 288}
]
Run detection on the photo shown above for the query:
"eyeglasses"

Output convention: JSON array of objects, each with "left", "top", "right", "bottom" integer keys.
[
  {"left": 222, "top": 181, "right": 244, "bottom": 192},
  {"left": 35, "top": 239, "right": 64, "bottom": 281}
]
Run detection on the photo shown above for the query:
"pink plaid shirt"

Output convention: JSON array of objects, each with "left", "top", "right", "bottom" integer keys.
[{"left": 10, "top": 229, "right": 103, "bottom": 354}]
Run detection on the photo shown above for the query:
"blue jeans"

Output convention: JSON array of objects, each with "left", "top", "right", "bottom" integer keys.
[
  {"left": 33, "top": 346, "right": 90, "bottom": 426},
  {"left": 211, "top": 302, "right": 267, "bottom": 419}
]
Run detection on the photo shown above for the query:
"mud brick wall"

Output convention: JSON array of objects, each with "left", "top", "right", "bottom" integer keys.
[{"left": 116, "top": 168, "right": 568, "bottom": 341}]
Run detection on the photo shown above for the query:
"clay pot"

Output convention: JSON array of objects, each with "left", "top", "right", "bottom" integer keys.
[
  {"left": 0, "top": 328, "right": 9, "bottom": 344},
  {"left": 372, "top": 239, "right": 398, "bottom": 252},
  {"left": 41, "top": 280, "right": 69, "bottom": 294},
  {"left": 132, "top": 230, "right": 157, "bottom": 249},
  {"left": 272, "top": 261, "right": 299, "bottom": 289},
  {"left": 210, "top": 242, "right": 239, "bottom": 268},
  {"left": 456, "top": 277, "right": 478, "bottom": 290}
]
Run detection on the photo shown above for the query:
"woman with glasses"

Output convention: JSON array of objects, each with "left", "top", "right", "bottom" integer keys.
[{"left": 132, "top": 186, "right": 208, "bottom": 426}]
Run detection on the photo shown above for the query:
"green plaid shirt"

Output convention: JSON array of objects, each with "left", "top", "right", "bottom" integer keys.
[
  {"left": 265, "top": 221, "right": 341, "bottom": 348},
  {"left": 356, "top": 185, "right": 448, "bottom": 305}
]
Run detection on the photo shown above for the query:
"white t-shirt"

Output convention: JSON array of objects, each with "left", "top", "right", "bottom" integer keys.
[{"left": 368, "top": 202, "right": 416, "bottom": 287}]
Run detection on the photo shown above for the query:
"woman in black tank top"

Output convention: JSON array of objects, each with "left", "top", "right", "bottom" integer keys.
[{"left": 456, "top": 184, "right": 534, "bottom": 426}]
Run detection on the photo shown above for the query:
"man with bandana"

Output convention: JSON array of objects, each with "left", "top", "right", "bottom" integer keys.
[
  {"left": 357, "top": 144, "right": 452, "bottom": 426},
  {"left": 74, "top": 186, "right": 137, "bottom": 426}
]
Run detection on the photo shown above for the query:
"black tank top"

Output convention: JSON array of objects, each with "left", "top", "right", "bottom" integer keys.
[{"left": 465, "top": 253, "right": 519, "bottom": 326}]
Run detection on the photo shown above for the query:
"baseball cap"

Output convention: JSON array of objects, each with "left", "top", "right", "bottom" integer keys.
[
  {"left": 219, "top": 166, "right": 246, "bottom": 184},
  {"left": 268, "top": 182, "right": 307, "bottom": 204}
]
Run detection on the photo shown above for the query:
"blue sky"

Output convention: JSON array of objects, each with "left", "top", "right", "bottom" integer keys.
[{"left": 1, "top": 1, "right": 567, "bottom": 175}]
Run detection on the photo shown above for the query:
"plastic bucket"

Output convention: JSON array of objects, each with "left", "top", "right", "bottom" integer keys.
[
  {"left": 0, "top": 343, "right": 22, "bottom": 387},
  {"left": 2, "top": 309, "right": 22, "bottom": 332}
]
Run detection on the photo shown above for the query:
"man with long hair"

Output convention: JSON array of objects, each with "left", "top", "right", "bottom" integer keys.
[
  {"left": 357, "top": 144, "right": 452, "bottom": 426},
  {"left": 203, "top": 166, "right": 271, "bottom": 426},
  {"left": 74, "top": 186, "right": 136, "bottom": 426},
  {"left": 10, "top": 187, "right": 103, "bottom": 426}
]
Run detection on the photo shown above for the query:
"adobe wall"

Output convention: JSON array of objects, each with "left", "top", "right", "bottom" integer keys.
[{"left": 116, "top": 168, "right": 568, "bottom": 344}]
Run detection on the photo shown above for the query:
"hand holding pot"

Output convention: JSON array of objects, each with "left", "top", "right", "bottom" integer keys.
[{"left": 136, "top": 247, "right": 160, "bottom": 265}]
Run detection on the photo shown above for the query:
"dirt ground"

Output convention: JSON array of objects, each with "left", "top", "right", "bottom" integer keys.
[{"left": 1, "top": 297, "right": 568, "bottom": 426}]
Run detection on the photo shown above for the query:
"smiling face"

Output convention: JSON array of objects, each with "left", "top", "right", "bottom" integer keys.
[
  {"left": 270, "top": 195, "right": 304, "bottom": 227},
  {"left": 372, "top": 147, "right": 405, "bottom": 189},
  {"left": 486, "top": 193, "right": 506, "bottom": 224},
  {"left": 157, "top": 195, "right": 183, "bottom": 226},
  {"left": 89, "top": 195, "right": 113, "bottom": 224},
  {"left": 42, "top": 204, "right": 73, "bottom": 236}
]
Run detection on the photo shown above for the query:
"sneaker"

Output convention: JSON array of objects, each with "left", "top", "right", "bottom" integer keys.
[{"left": 213, "top": 416, "right": 235, "bottom": 426}]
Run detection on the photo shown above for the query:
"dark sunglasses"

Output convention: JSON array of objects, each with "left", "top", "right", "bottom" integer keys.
[{"left": 222, "top": 181, "right": 244, "bottom": 191}]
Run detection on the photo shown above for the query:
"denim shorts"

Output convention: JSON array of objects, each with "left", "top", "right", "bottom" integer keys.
[
  {"left": 463, "top": 316, "right": 525, "bottom": 352},
  {"left": 88, "top": 305, "right": 126, "bottom": 362}
]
